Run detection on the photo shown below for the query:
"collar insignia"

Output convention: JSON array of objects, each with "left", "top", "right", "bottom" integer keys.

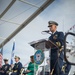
[{"left": 53, "top": 34, "right": 58, "bottom": 39}]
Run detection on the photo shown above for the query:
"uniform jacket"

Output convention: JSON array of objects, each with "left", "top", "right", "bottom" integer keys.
[
  {"left": 12, "top": 62, "right": 22, "bottom": 75},
  {"left": 49, "top": 31, "right": 64, "bottom": 60},
  {"left": 1, "top": 64, "right": 10, "bottom": 75}
]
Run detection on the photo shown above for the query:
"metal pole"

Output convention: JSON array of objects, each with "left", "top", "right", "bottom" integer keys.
[
  {"left": 0, "top": 0, "right": 54, "bottom": 48},
  {"left": 0, "top": 0, "right": 16, "bottom": 18}
]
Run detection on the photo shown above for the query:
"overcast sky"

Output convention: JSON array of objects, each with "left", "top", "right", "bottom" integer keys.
[{"left": 0, "top": 0, "right": 75, "bottom": 67}]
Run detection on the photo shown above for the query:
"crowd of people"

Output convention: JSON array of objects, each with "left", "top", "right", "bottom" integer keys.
[
  {"left": 0, "top": 55, "right": 38, "bottom": 75},
  {"left": 0, "top": 21, "right": 72, "bottom": 75}
]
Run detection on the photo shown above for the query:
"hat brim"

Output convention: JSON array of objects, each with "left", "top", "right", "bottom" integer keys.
[
  {"left": 48, "top": 25, "right": 52, "bottom": 27},
  {"left": 4, "top": 59, "right": 8, "bottom": 61},
  {"left": 48, "top": 24, "right": 58, "bottom": 27},
  {"left": 14, "top": 57, "right": 20, "bottom": 59}
]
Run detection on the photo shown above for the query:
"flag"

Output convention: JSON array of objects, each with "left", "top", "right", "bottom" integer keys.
[
  {"left": 0, "top": 48, "right": 3, "bottom": 68},
  {"left": 10, "top": 41, "right": 15, "bottom": 64}
]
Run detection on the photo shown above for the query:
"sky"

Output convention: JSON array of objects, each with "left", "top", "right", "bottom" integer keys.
[{"left": 0, "top": 0, "right": 75, "bottom": 70}]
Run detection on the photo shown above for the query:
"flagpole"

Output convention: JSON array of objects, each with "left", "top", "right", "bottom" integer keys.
[{"left": 10, "top": 39, "right": 15, "bottom": 64}]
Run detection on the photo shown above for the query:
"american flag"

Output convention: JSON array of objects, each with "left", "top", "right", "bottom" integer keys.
[
  {"left": 10, "top": 41, "right": 15, "bottom": 64},
  {"left": 0, "top": 48, "right": 3, "bottom": 68}
]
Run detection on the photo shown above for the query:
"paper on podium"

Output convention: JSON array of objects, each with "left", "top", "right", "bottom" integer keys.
[{"left": 45, "top": 40, "right": 58, "bottom": 49}]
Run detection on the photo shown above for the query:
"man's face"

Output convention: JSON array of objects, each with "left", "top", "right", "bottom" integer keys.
[
  {"left": 48, "top": 24, "right": 57, "bottom": 33},
  {"left": 15, "top": 58, "right": 19, "bottom": 62},
  {"left": 4, "top": 61, "right": 8, "bottom": 64}
]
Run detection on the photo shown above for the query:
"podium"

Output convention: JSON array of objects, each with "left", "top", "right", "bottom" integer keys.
[{"left": 29, "top": 38, "right": 58, "bottom": 75}]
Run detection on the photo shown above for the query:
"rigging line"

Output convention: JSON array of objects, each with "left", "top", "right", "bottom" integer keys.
[
  {"left": 0, "top": 19, "right": 20, "bottom": 25},
  {"left": 0, "top": 0, "right": 45, "bottom": 26},
  {"left": 18, "top": 0, "right": 39, "bottom": 8},
  {"left": 19, "top": 0, "right": 46, "bottom": 8},
  {"left": 0, "top": 37, "right": 6, "bottom": 40}
]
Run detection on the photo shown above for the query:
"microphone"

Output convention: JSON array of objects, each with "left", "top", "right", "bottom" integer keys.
[
  {"left": 41, "top": 30, "right": 51, "bottom": 34},
  {"left": 42, "top": 30, "right": 50, "bottom": 33}
]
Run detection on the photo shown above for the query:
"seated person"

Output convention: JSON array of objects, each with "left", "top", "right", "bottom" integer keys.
[
  {"left": 26, "top": 55, "right": 38, "bottom": 75},
  {"left": 11, "top": 56, "right": 23, "bottom": 75},
  {"left": 0, "top": 58, "right": 11, "bottom": 75}
]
